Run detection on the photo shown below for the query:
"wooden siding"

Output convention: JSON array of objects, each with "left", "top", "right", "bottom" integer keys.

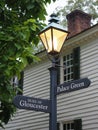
[
  {"left": 57, "top": 38, "right": 98, "bottom": 130},
  {"left": 1, "top": 34, "right": 98, "bottom": 130}
]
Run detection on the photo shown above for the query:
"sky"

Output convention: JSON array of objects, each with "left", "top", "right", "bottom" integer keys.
[
  {"left": 46, "top": 0, "right": 67, "bottom": 15},
  {"left": 45, "top": 0, "right": 67, "bottom": 23}
]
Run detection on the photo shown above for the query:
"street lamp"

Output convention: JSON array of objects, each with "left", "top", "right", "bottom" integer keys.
[
  {"left": 39, "top": 14, "right": 69, "bottom": 130},
  {"left": 39, "top": 14, "right": 69, "bottom": 56}
]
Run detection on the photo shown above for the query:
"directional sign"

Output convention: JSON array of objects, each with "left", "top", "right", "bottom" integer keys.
[
  {"left": 57, "top": 78, "right": 91, "bottom": 95},
  {"left": 13, "top": 95, "right": 50, "bottom": 113}
]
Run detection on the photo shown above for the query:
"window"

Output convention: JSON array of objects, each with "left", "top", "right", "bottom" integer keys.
[
  {"left": 62, "top": 47, "right": 80, "bottom": 83},
  {"left": 63, "top": 53, "right": 73, "bottom": 82},
  {"left": 11, "top": 71, "right": 24, "bottom": 95},
  {"left": 63, "top": 121, "right": 74, "bottom": 130},
  {"left": 57, "top": 119, "right": 82, "bottom": 130},
  {"left": 12, "top": 76, "right": 18, "bottom": 87}
]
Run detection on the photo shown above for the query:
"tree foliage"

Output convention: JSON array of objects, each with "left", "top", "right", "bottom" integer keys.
[
  {"left": 0, "top": 0, "right": 56, "bottom": 128},
  {"left": 56, "top": 0, "right": 98, "bottom": 27}
]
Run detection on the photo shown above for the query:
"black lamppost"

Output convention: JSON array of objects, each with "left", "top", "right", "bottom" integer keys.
[{"left": 39, "top": 14, "right": 69, "bottom": 130}]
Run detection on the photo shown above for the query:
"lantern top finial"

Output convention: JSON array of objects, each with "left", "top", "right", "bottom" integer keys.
[{"left": 48, "top": 13, "right": 59, "bottom": 24}]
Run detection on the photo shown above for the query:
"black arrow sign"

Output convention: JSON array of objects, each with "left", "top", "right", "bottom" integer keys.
[
  {"left": 57, "top": 78, "right": 91, "bottom": 95},
  {"left": 13, "top": 95, "right": 50, "bottom": 113}
]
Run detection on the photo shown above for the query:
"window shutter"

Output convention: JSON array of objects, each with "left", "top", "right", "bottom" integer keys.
[
  {"left": 18, "top": 71, "right": 24, "bottom": 95},
  {"left": 57, "top": 123, "right": 60, "bottom": 130},
  {"left": 73, "top": 47, "right": 80, "bottom": 80},
  {"left": 74, "top": 119, "right": 82, "bottom": 130}
]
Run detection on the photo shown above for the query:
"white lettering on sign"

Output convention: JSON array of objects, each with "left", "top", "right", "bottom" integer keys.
[
  {"left": 57, "top": 85, "right": 69, "bottom": 93},
  {"left": 19, "top": 100, "right": 48, "bottom": 110},
  {"left": 71, "top": 82, "right": 84, "bottom": 89},
  {"left": 57, "top": 81, "right": 86, "bottom": 94}
]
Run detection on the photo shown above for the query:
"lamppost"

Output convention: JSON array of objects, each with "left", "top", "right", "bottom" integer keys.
[{"left": 38, "top": 14, "right": 69, "bottom": 130}]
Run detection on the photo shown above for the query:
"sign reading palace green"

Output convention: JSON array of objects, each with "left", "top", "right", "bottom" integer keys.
[
  {"left": 13, "top": 95, "right": 50, "bottom": 113},
  {"left": 57, "top": 78, "right": 91, "bottom": 95}
]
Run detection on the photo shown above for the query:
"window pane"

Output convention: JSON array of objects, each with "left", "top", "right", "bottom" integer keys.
[
  {"left": 71, "top": 123, "right": 74, "bottom": 129},
  {"left": 64, "top": 69, "right": 66, "bottom": 74},
  {"left": 68, "top": 75, "right": 70, "bottom": 80},
  {"left": 68, "top": 68, "right": 70, "bottom": 73},
  {"left": 67, "top": 123, "right": 70, "bottom": 129},
  {"left": 63, "top": 124, "right": 66, "bottom": 130},
  {"left": 64, "top": 76, "right": 66, "bottom": 81}
]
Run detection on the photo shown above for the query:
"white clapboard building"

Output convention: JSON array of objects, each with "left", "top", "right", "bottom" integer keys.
[{"left": 2, "top": 10, "right": 98, "bottom": 130}]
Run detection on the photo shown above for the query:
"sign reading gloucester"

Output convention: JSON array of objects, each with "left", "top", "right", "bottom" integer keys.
[
  {"left": 57, "top": 78, "right": 91, "bottom": 95},
  {"left": 13, "top": 95, "right": 50, "bottom": 113}
]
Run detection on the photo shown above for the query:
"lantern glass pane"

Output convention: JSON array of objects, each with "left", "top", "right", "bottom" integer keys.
[
  {"left": 39, "top": 29, "right": 52, "bottom": 53},
  {"left": 52, "top": 28, "right": 68, "bottom": 53}
]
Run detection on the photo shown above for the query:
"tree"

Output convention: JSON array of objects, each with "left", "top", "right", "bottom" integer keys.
[
  {"left": 0, "top": 0, "right": 56, "bottom": 128},
  {"left": 56, "top": 0, "right": 98, "bottom": 27}
]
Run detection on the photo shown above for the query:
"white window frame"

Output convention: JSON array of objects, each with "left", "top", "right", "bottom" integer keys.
[
  {"left": 60, "top": 51, "right": 74, "bottom": 84},
  {"left": 58, "top": 121, "right": 74, "bottom": 130}
]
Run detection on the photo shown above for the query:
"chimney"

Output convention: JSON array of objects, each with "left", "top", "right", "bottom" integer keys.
[{"left": 66, "top": 10, "right": 91, "bottom": 37}]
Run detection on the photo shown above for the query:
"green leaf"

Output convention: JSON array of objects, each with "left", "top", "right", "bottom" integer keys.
[{"left": 27, "top": 4, "right": 34, "bottom": 10}]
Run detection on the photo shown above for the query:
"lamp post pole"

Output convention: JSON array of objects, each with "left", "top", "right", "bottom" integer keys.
[
  {"left": 38, "top": 13, "right": 69, "bottom": 130},
  {"left": 49, "top": 62, "right": 57, "bottom": 130}
]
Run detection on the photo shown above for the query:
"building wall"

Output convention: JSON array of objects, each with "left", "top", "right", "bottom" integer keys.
[
  {"left": 57, "top": 38, "right": 98, "bottom": 130},
  {"left": 2, "top": 30, "right": 98, "bottom": 130}
]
